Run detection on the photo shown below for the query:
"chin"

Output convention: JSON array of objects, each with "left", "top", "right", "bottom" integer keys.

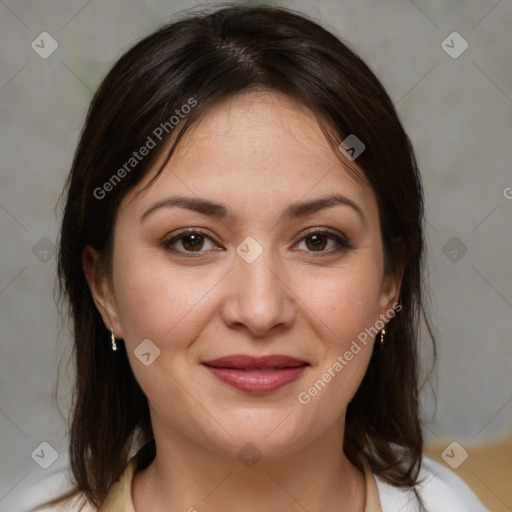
[{"left": 203, "top": 411, "right": 316, "bottom": 461}]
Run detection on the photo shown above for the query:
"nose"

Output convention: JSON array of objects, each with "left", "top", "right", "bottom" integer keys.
[{"left": 220, "top": 246, "right": 296, "bottom": 338}]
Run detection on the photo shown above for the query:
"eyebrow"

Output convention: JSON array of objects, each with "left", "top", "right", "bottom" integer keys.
[{"left": 140, "top": 194, "right": 367, "bottom": 227}]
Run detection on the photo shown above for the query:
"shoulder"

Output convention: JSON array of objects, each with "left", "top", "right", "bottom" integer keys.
[{"left": 374, "top": 455, "right": 489, "bottom": 512}]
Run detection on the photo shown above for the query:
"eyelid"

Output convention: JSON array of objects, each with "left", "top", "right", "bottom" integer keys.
[
  {"left": 298, "top": 226, "right": 350, "bottom": 242},
  {"left": 164, "top": 227, "right": 218, "bottom": 242}
]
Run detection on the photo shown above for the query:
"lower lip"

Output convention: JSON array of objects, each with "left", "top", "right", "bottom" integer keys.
[{"left": 204, "top": 365, "right": 307, "bottom": 394}]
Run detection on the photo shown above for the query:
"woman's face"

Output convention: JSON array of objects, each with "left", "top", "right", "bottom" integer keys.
[{"left": 87, "top": 91, "right": 401, "bottom": 460}]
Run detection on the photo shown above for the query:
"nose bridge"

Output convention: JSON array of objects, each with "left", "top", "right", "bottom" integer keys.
[
  {"left": 222, "top": 238, "right": 294, "bottom": 336},
  {"left": 240, "top": 249, "right": 281, "bottom": 299}
]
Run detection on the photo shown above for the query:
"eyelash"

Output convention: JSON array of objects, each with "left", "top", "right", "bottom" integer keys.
[{"left": 161, "top": 228, "right": 353, "bottom": 258}]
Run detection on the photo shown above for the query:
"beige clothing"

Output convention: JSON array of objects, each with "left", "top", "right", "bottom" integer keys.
[{"left": 97, "top": 456, "right": 382, "bottom": 511}]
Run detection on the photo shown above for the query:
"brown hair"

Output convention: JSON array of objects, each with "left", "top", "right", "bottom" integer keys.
[{"left": 44, "top": 3, "right": 436, "bottom": 510}]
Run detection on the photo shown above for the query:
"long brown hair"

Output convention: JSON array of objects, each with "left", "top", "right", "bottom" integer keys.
[{"left": 45, "top": 4, "right": 436, "bottom": 509}]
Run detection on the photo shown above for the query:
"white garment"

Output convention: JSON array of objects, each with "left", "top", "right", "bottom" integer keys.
[{"left": 375, "top": 456, "right": 489, "bottom": 511}]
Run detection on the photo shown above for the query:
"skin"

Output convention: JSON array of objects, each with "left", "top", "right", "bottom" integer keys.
[{"left": 83, "top": 91, "right": 402, "bottom": 511}]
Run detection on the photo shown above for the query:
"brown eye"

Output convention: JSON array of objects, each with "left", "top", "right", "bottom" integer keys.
[
  {"left": 163, "top": 230, "right": 218, "bottom": 256},
  {"left": 181, "top": 234, "right": 205, "bottom": 251},
  {"left": 305, "top": 234, "right": 328, "bottom": 251},
  {"left": 295, "top": 230, "right": 352, "bottom": 256}
]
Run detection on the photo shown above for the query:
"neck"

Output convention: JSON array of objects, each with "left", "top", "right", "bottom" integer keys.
[{"left": 132, "top": 418, "right": 366, "bottom": 512}]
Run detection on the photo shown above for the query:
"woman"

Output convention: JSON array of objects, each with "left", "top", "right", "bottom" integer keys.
[{"left": 39, "top": 4, "right": 488, "bottom": 511}]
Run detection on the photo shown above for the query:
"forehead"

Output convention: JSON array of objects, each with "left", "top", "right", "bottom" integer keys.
[
  {"left": 121, "top": 91, "right": 377, "bottom": 224},
  {"left": 169, "top": 91, "right": 343, "bottom": 172}
]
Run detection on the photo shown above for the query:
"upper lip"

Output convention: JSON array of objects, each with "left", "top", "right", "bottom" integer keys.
[{"left": 202, "top": 354, "right": 309, "bottom": 370}]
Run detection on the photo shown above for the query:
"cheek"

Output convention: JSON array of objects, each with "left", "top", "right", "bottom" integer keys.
[
  {"left": 111, "top": 245, "right": 216, "bottom": 345},
  {"left": 111, "top": 248, "right": 219, "bottom": 426},
  {"left": 293, "top": 261, "right": 382, "bottom": 408},
  {"left": 304, "top": 260, "right": 383, "bottom": 343}
]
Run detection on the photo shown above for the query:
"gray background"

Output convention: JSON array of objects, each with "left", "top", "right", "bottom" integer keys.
[{"left": 1, "top": 0, "right": 511, "bottom": 509}]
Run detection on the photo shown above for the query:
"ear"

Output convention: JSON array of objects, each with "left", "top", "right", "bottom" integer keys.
[
  {"left": 377, "top": 242, "right": 405, "bottom": 317},
  {"left": 378, "top": 265, "right": 403, "bottom": 316},
  {"left": 82, "top": 246, "right": 123, "bottom": 337}
]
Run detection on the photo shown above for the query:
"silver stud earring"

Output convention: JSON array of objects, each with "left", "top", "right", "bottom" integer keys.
[
  {"left": 380, "top": 327, "right": 386, "bottom": 345},
  {"left": 111, "top": 327, "right": 117, "bottom": 351}
]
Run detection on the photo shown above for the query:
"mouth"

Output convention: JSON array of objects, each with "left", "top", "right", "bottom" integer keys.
[{"left": 202, "top": 354, "right": 309, "bottom": 394}]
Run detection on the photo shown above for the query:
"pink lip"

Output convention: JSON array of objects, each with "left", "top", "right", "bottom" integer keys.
[{"left": 202, "top": 354, "right": 309, "bottom": 394}]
